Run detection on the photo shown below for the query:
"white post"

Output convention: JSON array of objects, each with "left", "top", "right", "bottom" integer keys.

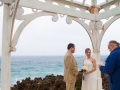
[
  {"left": 1, "top": 3, "right": 12, "bottom": 90},
  {"left": 93, "top": 50, "right": 103, "bottom": 90},
  {"left": 92, "top": 28, "right": 102, "bottom": 90},
  {"left": 90, "top": 6, "right": 103, "bottom": 90},
  {"left": 92, "top": 22, "right": 103, "bottom": 90}
]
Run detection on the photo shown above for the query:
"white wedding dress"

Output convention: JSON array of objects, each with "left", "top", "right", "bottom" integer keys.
[{"left": 81, "top": 59, "right": 97, "bottom": 90}]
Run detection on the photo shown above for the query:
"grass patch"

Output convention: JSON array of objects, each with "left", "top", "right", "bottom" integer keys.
[{"left": 75, "top": 84, "right": 81, "bottom": 90}]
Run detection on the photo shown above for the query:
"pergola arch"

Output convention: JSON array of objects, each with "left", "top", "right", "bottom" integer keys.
[
  {"left": 12, "top": 11, "right": 59, "bottom": 52},
  {"left": 99, "top": 14, "right": 120, "bottom": 48},
  {"left": 12, "top": 6, "right": 94, "bottom": 52},
  {"left": 1, "top": 0, "right": 120, "bottom": 90},
  {"left": 13, "top": 20, "right": 92, "bottom": 56},
  {"left": 100, "top": 17, "right": 120, "bottom": 55},
  {"left": 66, "top": 16, "right": 94, "bottom": 49}
]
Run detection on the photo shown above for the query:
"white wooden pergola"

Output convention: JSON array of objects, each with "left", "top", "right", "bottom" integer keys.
[{"left": 0, "top": 0, "right": 120, "bottom": 90}]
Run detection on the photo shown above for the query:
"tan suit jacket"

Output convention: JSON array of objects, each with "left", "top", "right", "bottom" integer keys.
[{"left": 64, "top": 51, "right": 78, "bottom": 83}]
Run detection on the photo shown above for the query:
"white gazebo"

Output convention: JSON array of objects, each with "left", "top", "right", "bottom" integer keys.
[{"left": 1, "top": 0, "right": 120, "bottom": 90}]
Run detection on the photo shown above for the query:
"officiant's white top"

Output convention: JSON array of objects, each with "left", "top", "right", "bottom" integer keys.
[{"left": 81, "top": 58, "right": 97, "bottom": 90}]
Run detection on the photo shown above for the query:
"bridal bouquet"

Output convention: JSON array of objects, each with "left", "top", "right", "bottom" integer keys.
[{"left": 80, "top": 66, "right": 88, "bottom": 80}]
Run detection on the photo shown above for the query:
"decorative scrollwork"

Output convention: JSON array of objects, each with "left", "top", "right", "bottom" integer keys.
[
  {"left": 12, "top": 11, "right": 59, "bottom": 52},
  {"left": 93, "top": 49, "right": 100, "bottom": 53},
  {"left": 0, "top": 0, "right": 3, "bottom": 7},
  {"left": 10, "top": 2, "right": 15, "bottom": 16},
  {"left": 17, "top": 7, "right": 24, "bottom": 15},
  {"left": 52, "top": 13, "right": 59, "bottom": 22},
  {"left": 59, "top": 14, "right": 64, "bottom": 18},
  {"left": 66, "top": 16, "right": 72, "bottom": 24},
  {"left": 115, "top": 3, "right": 120, "bottom": 6},
  {"left": 15, "top": 7, "right": 24, "bottom": 20},
  {"left": 105, "top": 17, "right": 109, "bottom": 20},
  {"left": 32, "top": 8, "right": 39, "bottom": 13},
  {"left": 9, "top": 0, "right": 20, "bottom": 17},
  {"left": 89, "top": 21, "right": 103, "bottom": 30},
  {"left": 66, "top": 16, "right": 96, "bottom": 49},
  {"left": 81, "top": 18, "right": 86, "bottom": 21},
  {"left": 104, "top": 6, "right": 110, "bottom": 11},
  {"left": 96, "top": 21, "right": 103, "bottom": 30}
]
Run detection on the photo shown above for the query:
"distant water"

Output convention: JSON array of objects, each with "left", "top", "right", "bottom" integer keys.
[{"left": 0, "top": 55, "right": 107, "bottom": 85}]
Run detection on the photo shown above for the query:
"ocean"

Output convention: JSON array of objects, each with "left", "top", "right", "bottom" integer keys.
[{"left": 0, "top": 55, "right": 107, "bottom": 86}]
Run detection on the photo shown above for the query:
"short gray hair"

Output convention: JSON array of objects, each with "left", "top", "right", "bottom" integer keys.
[{"left": 109, "top": 40, "right": 120, "bottom": 47}]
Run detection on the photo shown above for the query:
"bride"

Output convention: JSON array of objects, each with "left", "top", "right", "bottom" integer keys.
[{"left": 81, "top": 48, "right": 97, "bottom": 90}]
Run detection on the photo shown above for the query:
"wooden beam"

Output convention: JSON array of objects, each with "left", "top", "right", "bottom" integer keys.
[
  {"left": 19, "top": 0, "right": 95, "bottom": 20},
  {"left": 99, "top": 0, "right": 120, "bottom": 9},
  {"left": 52, "top": 0, "right": 90, "bottom": 10},
  {"left": 96, "top": 6, "right": 120, "bottom": 20},
  {"left": 18, "top": 0, "right": 120, "bottom": 20},
  {"left": 4, "top": 0, "right": 14, "bottom": 4}
]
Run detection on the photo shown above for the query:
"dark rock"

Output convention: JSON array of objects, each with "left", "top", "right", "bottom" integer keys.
[
  {"left": 101, "top": 73, "right": 110, "bottom": 90},
  {"left": 11, "top": 73, "right": 109, "bottom": 90}
]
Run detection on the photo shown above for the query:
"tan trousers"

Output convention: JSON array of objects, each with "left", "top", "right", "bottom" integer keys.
[{"left": 66, "top": 83, "right": 75, "bottom": 90}]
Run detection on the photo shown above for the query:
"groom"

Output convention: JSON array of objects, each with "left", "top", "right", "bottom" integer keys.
[
  {"left": 63, "top": 43, "right": 79, "bottom": 90},
  {"left": 99, "top": 40, "right": 120, "bottom": 90}
]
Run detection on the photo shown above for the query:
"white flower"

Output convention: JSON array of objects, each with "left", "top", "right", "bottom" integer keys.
[
  {"left": 82, "top": 66, "right": 88, "bottom": 71},
  {"left": 81, "top": 66, "right": 88, "bottom": 80}
]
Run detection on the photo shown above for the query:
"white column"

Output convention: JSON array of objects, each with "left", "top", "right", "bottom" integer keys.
[
  {"left": 90, "top": 6, "right": 103, "bottom": 90},
  {"left": 91, "top": 21, "right": 103, "bottom": 90},
  {"left": 1, "top": 3, "right": 12, "bottom": 90},
  {"left": 92, "top": 46, "right": 103, "bottom": 90},
  {"left": 91, "top": 20, "right": 103, "bottom": 90}
]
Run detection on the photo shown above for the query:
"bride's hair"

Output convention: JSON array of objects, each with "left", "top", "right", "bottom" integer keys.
[
  {"left": 109, "top": 40, "right": 120, "bottom": 47},
  {"left": 85, "top": 48, "right": 91, "bottom": 53}
]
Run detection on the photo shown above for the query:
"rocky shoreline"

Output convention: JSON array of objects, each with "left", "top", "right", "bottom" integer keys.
[{"left": 11, "top": 73, "right": 109, "bottom": 90}]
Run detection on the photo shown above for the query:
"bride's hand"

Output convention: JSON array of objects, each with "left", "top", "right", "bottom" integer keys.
[{"left": 85, "top": 71, "right": 90, "bottom": 74}]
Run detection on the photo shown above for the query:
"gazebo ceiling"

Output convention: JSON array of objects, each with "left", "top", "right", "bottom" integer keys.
[
  {"left": 51, "top": 0, "right": 120, "bottom": 10},
  {"left": 52, "top": 0, "right": 90, "bottom": 10},
  {"left": 2, "top": 0, "right": 120, "bottom": 12},
  {"left": 54, "top": 0, "right": 120, "bottom": 6},
  {"left": 2, "top": 0, "right": 120, "bottom": 7}
]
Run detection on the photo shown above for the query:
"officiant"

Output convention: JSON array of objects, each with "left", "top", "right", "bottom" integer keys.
[{"left": 98, "top": 40, "right": 120, "bottom": 90}]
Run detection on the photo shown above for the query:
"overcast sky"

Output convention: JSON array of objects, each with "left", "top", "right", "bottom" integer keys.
[{"left": 0, "top": 0, "right": 120, "bottom": 56}]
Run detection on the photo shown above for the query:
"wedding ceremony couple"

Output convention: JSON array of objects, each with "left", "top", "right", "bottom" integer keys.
[{"left": 63, "top": 40, "right": 120, "bottom": 90}]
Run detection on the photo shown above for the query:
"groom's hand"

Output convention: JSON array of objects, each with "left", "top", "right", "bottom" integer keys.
[
  {"left": 78, "top": 71, "right": 81, "bottom": 75},
  {"left": 85, "top": 71, "right": 90, "bottom": 74}
]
